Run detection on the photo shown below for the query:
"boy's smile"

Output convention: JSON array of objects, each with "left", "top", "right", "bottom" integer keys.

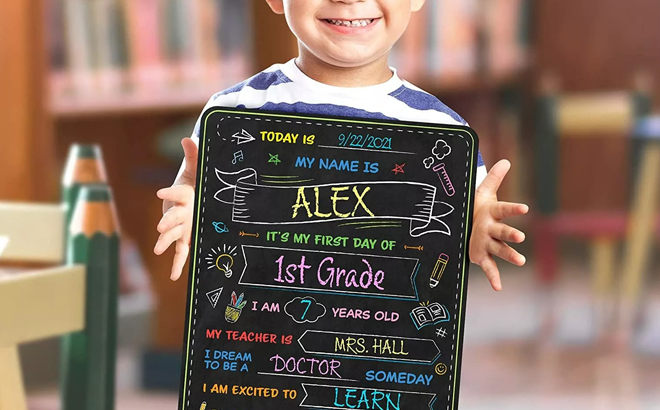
[
  {"left": 313, "top": 2, "right": 386, "bottom": 57},
  {"left": 267, "top": 0, "right": 426, "bottom": 72},
  {"left": 321, "top": 18, "right": 381, "bottom": 34}
]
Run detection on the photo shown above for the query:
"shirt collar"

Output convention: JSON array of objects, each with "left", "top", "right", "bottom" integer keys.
[{"left": 279, "top": 58, "right": 404, "bottom": 97}]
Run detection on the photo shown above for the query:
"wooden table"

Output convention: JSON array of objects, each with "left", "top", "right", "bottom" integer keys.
[{"left": 0, "top": 266, "right": 85, "bottom": 410}]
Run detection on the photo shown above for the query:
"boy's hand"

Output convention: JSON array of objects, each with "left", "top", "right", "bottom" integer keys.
[
  {"left": 154, "top": 138, "right": 198, "bottom": 281},
  {"left": 469, "top": 160, "right": 529, "bottom": 291}
]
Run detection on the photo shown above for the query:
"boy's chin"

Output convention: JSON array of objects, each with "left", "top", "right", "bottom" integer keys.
[{"left": 319, "top": 50, "right": 387, "bottom": 68}]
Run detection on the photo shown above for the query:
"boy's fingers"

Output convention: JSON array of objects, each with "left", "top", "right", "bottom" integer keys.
[
  {"left": 475, "top": 159, "right": 510, "bottom": 197},
  {"left": 488, "top": 222, "right": 525, "bottom": 243},
  {"left": 157, "top": 207, "right": 188, "bottom": 233},
  {"left": 157, "top": 185, "right": 194, "bottom": 203},
  {"left": 181, "top": 138, "right": 199, "bottom": 178},
  {"left": 478, "top": 254, "right": 502, "bottom": 291},
  {"left": 154, "top": 225, "right": 184, "bottom": 255},
  {"left": 487, "top": 239, "right": 526, "bottom": 266},
  {"left": 170, "top": 240, "right": 189, "bottom": 281},
  {"left": 490, "top": 202, "right": 529, "bottom": 220}
]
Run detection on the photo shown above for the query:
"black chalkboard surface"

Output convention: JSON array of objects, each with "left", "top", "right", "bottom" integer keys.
[{"left": 178, "top": 107, "right": 479, "bottom": 410}]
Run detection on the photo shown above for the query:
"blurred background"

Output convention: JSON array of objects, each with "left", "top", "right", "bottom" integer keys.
[{"left": 1, "top": 0, "right": 659, "bottom": 409}]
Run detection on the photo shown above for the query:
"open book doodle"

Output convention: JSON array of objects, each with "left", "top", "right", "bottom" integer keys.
[{"left": 410, "top": 302, "right": 451, "bottom": 330}]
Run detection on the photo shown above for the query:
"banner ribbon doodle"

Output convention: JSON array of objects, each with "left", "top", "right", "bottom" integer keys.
[{"left": 213, "top": 168, "right": 454, "bottom": 237}]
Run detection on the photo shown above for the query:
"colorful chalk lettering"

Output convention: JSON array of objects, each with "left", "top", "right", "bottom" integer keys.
[
  {"left": 179, "top": 108, "right": 478, "bottom": 410},
  {"left": 291, "top": 185, "right": 375, "bottom": 219},
  {"left": 273, "top": 253, "right": 386, "bottom": 292}
]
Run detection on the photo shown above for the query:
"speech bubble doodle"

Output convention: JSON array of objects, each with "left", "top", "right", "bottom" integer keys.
[
  {"left": 432, "top": 140, "right": 451, "bottom": 161},
  {"left": 284, "top": 296, "right": 326, "bottom": 324}
]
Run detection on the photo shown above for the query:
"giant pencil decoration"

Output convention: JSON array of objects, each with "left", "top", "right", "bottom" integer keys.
[
  {"left": 61, "top": 144, "right": 108, "bottom": 232},
  {"left": 60, "top": 184, "right": 120, "bottom": 410}
]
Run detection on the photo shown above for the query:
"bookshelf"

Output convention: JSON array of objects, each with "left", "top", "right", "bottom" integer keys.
[
  {"left": 50, "top": 71, "right": 524, "bottom": 119},
  {"left": 47, "top": 0, "right": 528, "bottom": 118},
  {"left": 47, "top": 0, "right": 255, "bottom": 118},
  {"left": 414, "top": 70, "right": 526, "bottom": 95},
  {"left": 51, "top": 84, "right": 228, "bottom": 118},
  {"left": 1, "top": 0, "right": 531, "bottom": 390}
]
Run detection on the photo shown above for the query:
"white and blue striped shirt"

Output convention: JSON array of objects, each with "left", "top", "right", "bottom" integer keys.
[{"left": 192, "top": 59, "right": 486, "bottom": 184}]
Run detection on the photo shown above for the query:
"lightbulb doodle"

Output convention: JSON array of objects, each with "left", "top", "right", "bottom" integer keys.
[{"left": 206, "top": 244, "right": 238, "bottom": 278}]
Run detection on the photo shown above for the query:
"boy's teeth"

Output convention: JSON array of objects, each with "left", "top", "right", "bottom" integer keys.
[{"left": 327, "top": 19, "right": 373, "bottom": 27}]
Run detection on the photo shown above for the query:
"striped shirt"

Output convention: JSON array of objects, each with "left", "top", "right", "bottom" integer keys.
[{"left": 192, "top": 59, "right": 486, "bottom": 184}]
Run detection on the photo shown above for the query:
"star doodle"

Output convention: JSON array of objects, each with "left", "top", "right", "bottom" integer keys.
[
  {"left": 268, "top": 153, "right": 282, "bottom": 165},
  {"left": 392, "top": 163, "right": 406, "bottom": 175}
]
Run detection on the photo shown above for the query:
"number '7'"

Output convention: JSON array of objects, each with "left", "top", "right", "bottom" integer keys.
[{"left": 300, "top": 299, "right": 312, "bottom": 320}]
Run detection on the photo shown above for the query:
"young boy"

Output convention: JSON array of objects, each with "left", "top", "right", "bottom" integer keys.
[{"left": 154, "top": 0, "right": 528, "bottom": 291}]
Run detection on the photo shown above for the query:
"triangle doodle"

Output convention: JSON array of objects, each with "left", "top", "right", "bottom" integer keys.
[{"left": 206, "top": 287, "right": 224, "bottom": 308}]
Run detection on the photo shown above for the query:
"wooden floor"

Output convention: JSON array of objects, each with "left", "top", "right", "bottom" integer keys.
[{"left": 27, "top": 250, "right": 660, "bottom": 410}]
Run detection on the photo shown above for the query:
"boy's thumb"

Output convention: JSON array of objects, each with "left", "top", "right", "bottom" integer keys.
[{"left": 182, "top": 138, "right": 199, "bottom": 174}]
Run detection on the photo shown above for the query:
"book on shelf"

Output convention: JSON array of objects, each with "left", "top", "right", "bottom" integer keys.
[
  {"left": 196, "top": 0, "right": 223, "bottom": 84},
  {"left": 47, "top": 0, "right": 68, "bottom": 96},
  {"left": 47, "top": 0, "right": 67, "bottom": 71},
  {"left": 392, "top": 0, "right": 527, "bottom": 86},
  {"left": 394, "top": 5, "right": 428, "bottom": 80},
  {"left": 165, "top": 0, "right": 222, "bottom": 86},
  {"left": 484, "top": 0, "right": 528, "bottom": 76},
  {"left": 49, "top": 0, "right": 252, "bottom": 100},
  {"left": 92, "top": 0, "right": 129, "bottom": 91},
  {"left": 122, "top": 0, "right": 171, "bottom": 90},
  {"left": 430, "top": 0, "right": 479, "bottom": 79},
  {"left": 217, "top": 0, "right": 251, "bottom": 80},
  {"left": 61, "top": 0, "right": 95, "bottom": 92}
]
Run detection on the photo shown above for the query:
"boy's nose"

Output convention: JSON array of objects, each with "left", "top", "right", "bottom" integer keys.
[{"left": 331, "top": 0, "right": 366, "bottom": 3}]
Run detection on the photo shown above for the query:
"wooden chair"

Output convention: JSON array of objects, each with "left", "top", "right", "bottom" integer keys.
[
  {"left": 618, "top": 116, "right": 660, "bottom": 342},
  {"left": 533, "top": 75, "right": 654, "bottom": 338},
  {"left": 0, "top": 203, "right": 85, "bottom": 410}
]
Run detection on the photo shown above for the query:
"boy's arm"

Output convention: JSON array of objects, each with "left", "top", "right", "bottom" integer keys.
[
  {"left": 154, "top": 90, "right": 240, "bottom": 279},
  {"left": 154, "top": 138, "right": 198, "bottom": 280},
  {"left": 161, "top": 138, "right": 198, "bottom": 213},
  {"left": 470, "top": 160, "right": 529, "bottom": 291}
]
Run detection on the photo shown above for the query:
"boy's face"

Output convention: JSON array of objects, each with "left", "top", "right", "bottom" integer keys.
[{"left": 267, "top": 0, "right": 425, "bottom": 68}]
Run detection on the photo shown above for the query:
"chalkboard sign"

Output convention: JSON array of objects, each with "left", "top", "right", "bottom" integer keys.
[{"left": 178, "top": 107, "right": 479, "bottom": 410}]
